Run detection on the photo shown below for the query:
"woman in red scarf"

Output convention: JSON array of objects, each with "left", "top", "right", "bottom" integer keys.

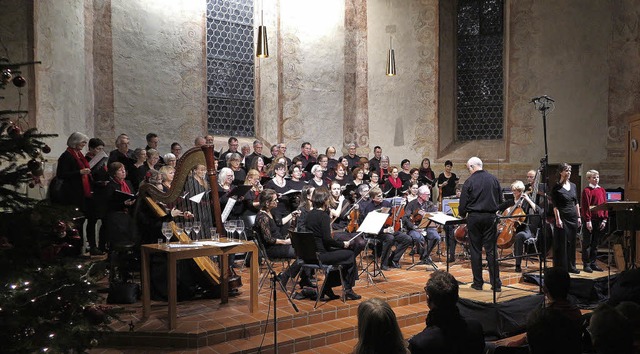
[
  {"left": 104, "top": 162, "right": 136, "bottom": 249},
  {"left": 56, "top": 132, "right": 92, "bottom": 210},
  {"left": 383, "top": 166, "right": 403, "bottom": 197}
]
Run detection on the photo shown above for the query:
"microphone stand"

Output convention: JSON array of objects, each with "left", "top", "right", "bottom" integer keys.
[
  {"left": 264, "top": 254, "right": 299, "bottom": 354},
  {"left": 533, "top": 96, "right": 553, "bottom": 294}
]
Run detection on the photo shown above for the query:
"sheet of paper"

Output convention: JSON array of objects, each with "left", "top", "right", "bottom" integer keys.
[{"left": 357, "top": 211, "right": 390, "bottom": 234}]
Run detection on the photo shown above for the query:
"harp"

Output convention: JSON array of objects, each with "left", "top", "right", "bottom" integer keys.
[{"left": 138, "top": 145, "right": 234, "bottom": 286}]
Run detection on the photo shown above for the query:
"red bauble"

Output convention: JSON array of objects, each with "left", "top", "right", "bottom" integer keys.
[
  {"left": 28, "top": 182, "right": 35, "bottom": 188},
  {"left": 42, "top": 144, "right": 51, "bottom": 154},
  {"left": 27, "top": 159, "right": 40, "bottom": 171},
  {"left": 7, "top": 125, "right": 22, "bottom": 138},
  {"left": 12, "top": 75, "right": 26, "bottom": 88}
]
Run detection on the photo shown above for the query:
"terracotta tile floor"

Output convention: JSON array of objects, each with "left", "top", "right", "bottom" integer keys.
[{"left": 90, "top": 248, "right": 617, "bottom": 353}]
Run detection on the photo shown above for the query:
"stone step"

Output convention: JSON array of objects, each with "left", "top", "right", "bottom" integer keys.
[{"left": 205, "top": 303, "right": 429, "bottom": 354}]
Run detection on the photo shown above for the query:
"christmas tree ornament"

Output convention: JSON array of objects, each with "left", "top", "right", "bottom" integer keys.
[
  {"left": 1, "top": 69, "right": 12, "bottom": 84},
  {"left": 7, "top": 124, "right": 22, "bottom": 138},
  {"left": 42, "top": 144, "right": 51, "bottom": 154}
]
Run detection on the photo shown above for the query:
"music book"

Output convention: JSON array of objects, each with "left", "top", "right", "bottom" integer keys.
[
  {"left": 357, "top": 210, "right": 390, "bottom": 234},
  {"left": 89, "top": 150, "right": 108, "bottom": 169},
  {"left": 114, "top": 190, "right": 137, "bottom": 204},
  {"left": 221, "top": 198, "right": 236, "bottom": 222}
]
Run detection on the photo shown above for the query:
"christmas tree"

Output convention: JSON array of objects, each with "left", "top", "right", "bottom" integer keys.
[{"left": 1, "top": 63, "right": 116, "bottom": 353}]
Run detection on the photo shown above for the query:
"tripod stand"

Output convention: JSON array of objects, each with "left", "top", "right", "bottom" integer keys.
[{"left": 261, "top": 256, "right": 299, "bottom": 354}]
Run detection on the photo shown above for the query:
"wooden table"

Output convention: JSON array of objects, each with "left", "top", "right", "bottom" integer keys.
[{"left": 141, "top": 239, "right": 258, "bottom": 329}]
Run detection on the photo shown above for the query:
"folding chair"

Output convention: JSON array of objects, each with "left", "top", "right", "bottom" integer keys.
[
  {"left": 252, "top": 236, "right": 292, "bottom": 292},
  {"left": 289, "top": 231, "right": 346, "bottom": 309}
]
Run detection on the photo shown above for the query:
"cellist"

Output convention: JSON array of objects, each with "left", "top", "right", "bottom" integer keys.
[{"left": 497, "top": 180, "right": 542, "bottom": 273}]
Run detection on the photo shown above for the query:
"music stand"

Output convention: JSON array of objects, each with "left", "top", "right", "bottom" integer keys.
[
  {"left": 357, "top": 211, "right": 391, "bottom": 291},
  {"left": 426, "top": 212, "right": 467, "bottom": 273},
  {"left": 591, "top": 201, "right": 640, "bottom": 270}
]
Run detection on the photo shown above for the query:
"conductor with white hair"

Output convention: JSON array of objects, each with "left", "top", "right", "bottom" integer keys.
[{"left": 458, "top": 157, "right": 503, "bottom": 292}]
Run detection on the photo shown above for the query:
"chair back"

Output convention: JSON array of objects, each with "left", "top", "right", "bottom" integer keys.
[{"left": 290, "top": 231, "right": 319, "bottom": 264}]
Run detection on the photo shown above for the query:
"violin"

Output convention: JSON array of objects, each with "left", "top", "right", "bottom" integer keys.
[
  {"left": 496, "top": 197, "right": 527, "bottom": 249},
  {"left": 346, "top": 207, "right": 360, "bottom": 233}
]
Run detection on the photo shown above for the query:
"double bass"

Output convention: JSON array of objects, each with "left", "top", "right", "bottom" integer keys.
[
  {"left": 138, "top": 145, "right": 242, "bottom": 293},
  {"left": 496, "top": 196, "right": 527, "bottom": 249}
]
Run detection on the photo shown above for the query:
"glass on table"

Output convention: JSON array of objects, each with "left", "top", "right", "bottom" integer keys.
[
  {"left": 184, "top": 222, "right": 193, "bottom": 241},
  {"left": 225, "top": 220, "right": 237, "bottom": 241},
  {"left": 209, "top": 227, "right": 218, "bottom": 241},
  {"left": 192, "top": 221, "right": 201, "bottom": 241},
  {"left": 161, "top": 222, "right": 173, "bottom": 248}
]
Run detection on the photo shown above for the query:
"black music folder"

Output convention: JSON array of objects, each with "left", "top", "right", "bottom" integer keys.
[
  {"left": 226, "top": 184, "right": 252, "bottom": 199},
  {"left": 114, "top": 190, "right": 137, "bottom": 203}
]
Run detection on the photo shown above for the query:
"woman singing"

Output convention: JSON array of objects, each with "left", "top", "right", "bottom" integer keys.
[{"left": 551, "top": 163, "right": 581, "bottom": 273}]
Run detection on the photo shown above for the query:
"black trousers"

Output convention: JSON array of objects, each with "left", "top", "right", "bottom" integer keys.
[
  {"left": 468, "top": 213, "right": 501, "bottom": 288},
  {"left": 513, "top": 228, "right": 534, "bottom": 267},
  {"left": 333, "top": 231, "right": 366, "bottom": 257},
  {"left": 318, "top": 249, "right": 357, "bottom": 290},
  {"left": 582, "top": 218, "right": 605, "bottom": 266}
]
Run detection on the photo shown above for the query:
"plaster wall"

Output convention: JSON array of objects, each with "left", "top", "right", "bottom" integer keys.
[
  {"left": 110, "top": 0, "right": 207, "bottom": 153},
  {"left": 34, "top": 0, "right": 90, "bottom": 155}
]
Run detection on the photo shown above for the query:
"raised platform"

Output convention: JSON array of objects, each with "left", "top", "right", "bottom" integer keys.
[{"left": 91, "top": 251, "right": 617, "bottom": 353}]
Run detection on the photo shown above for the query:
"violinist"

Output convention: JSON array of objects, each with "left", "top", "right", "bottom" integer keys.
[
  {"left": 328, "top": 182, "right": 366, "bottom": 257},
  {"left": 359, "top": 187, "right": 412, "bottom": 270},
  {"left": 402, "top": 185, "right": 440, "bottom": 269},
  {"left": 497, "top": 180, "right": 542, "bottom": 273}
]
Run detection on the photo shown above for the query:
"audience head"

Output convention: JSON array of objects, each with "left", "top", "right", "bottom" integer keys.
[
  {"left": 301, "top": 142, "right": 311, "bottom": 156},
  {"left": 227, "top": 137, "right": 239, "bottom": 151},
  {"left": 133, "top": 148, "right": 146, "bottom": 163},
  {"left": 115, "top": 133, "right": 130, "bottom": 153},
  {"left": 144, "top": 168, "right": 163, "bottom": 186},
  {"left": 425, "top": 270, "right": 459, "bottom": 310},
  {"left": 445, "top": 160, "right": 453, "bottom": 168},
  {"left": 588, "top": 304, "right": 633, "bottom": 354},
  {"left": 325, "top": 146, "right": 337, "bottom": 159},
  {"left": 310, "top": 147, "right": 318, "bottom": 158},
  {"left": 204, "top": 134, "right": 214, "bottom": 145},
  {"left": 252, "top": 140, "right": 263, "bottom": 154},
  {"left": 421, "top": 158, "right": 431, "bottom": 169},
  {"left": 67, "top": 132, "right": 89, "bottom": 150},
  {"left": 108, "top": 161, "right": 125, "bottom": 179},
  {"left": 354, "top": 298, "right": 406, "bottom": 354},
  {"left": 527, "top": 307, "right": 582, "bottom": 354},
  {"left": 240, "top": 143, "right": 251, "bottom": 156},
  {"left": 194, "top": 136, "right": 206, "bottom": 147},
  {"left": 158, "top": 165, "right": 175, "bottom": 183},
  {"left": 400, "top": 159, "right": 410, "bottom": 170},
  {"left": 245, "top": 169, "right": 260, "bottom": 185},
  {"left": 146, "top": 149, "right": 160, "bottom": 167},
  {"left": 300, "top": 185, "right": 315, "bottom": 208},
  {"left": 380, "top": 155, "right": 389, "bottom": 168},
  {"left": 373, "top": 146, "right": 382, "bottom": 158},
  {"left": 543, "top": 267, "right": 571, "bottom": 302}
]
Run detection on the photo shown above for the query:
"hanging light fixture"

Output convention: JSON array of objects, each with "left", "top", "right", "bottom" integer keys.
[
  {"left": 386, "top": 36, "right": 396, "bottom": 76},
  {"left": 256, "top": 0, "right": 269, "bottom": 58}
]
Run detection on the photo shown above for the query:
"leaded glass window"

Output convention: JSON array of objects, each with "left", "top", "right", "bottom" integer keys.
[
  {"left": 206, "top": 0, "right": 255, "bottom": 137},
  {"left": 456, "top": 0, "right": 504, "bottom": 141}
]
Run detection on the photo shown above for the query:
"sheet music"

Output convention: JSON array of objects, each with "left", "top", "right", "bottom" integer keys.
[
  {"left": 221, "top": 197, "right": 236, "bottom": 222},
  {"left": 88, "top": 150, "right": 108, "bottom": 169},
  {"left": 427, "top": 212, "right": 465, "bottom": 226},
  {"left": 281, "top": 189, "right": 302, "bottom": 196},
  {"left": 189, "top": 191, "right": 207, "bottom": 204},
  {"left": 357, "top": 211, "right": 390, "bottom": 234}
]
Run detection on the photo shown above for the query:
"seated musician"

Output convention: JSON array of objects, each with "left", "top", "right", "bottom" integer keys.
[
  {"left": 295, "top": 185, "right": 315, "bottom": 232},
  {"left": 254, "top": 189, "right": 311, "bottom": 288},
  {"left": 305, "top": 187, "right": 361, "bottom": 300},
  {"left": 402, "top": 185, "right": 441, "bottom": 268},
  {"left": 328, "top": 181, "right": 366, "bottom": 257},
  {"left": 359, "top": 187, "right": 412, "bottom": 270},
  {"left": 497, "top": 180, "right": 541, "bottom": 273}
]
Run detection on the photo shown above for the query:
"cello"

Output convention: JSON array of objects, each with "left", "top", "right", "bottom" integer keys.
[{"left": 496, "top": 196, "right": 527, "bottom": 249}]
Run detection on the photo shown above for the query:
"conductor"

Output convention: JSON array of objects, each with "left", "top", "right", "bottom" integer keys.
[{"left": 458, "top": 157, "right": 503, "bottom": 292}]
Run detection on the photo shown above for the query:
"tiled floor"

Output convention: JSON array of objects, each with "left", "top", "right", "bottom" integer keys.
[{"left": 90, "top": 249, "right": 616, "bottom": 353}]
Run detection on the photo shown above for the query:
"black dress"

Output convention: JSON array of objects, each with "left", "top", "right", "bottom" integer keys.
[
  {"left": 551, "top": 182, "right": 579, "bottom": 271},
  {"left": 437, "top": 173, "right": 458, "bottom": 198}
]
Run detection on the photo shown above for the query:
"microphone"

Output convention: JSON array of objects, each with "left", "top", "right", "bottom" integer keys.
[
  {"left": 530, "top": 95, "right": 555, "bottom": 103},
  {"left": 530, "top": 97, "right": 540, "bottom": 103},
  {"left": 541, "top": 95, "right": 555, "bottom": 102}
]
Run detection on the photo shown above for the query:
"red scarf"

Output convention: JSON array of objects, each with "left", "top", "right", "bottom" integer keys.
[
  {"left": 117, "top": 178, "right": 131, "bottom": 194},
  {"left": 67, "top": 147, "right": 92, "bottom": 197},
  {"left": 387, "top": 176, "right": 402, "bottom": 189}
]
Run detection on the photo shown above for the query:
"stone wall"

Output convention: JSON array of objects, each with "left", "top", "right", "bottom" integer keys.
[{"left": 14, "top": 0, "right": 637, "bottom": 191}]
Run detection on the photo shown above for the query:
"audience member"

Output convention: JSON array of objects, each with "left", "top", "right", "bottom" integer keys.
[
  {"left": 588, "top": 303, "right": 633, "bottom": 354},
  {"left": 353, "top": 298, "right": 408, "bottom": 354},
  {"left": 408, "top": 271, "right": 485, "bottom": 354}
]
